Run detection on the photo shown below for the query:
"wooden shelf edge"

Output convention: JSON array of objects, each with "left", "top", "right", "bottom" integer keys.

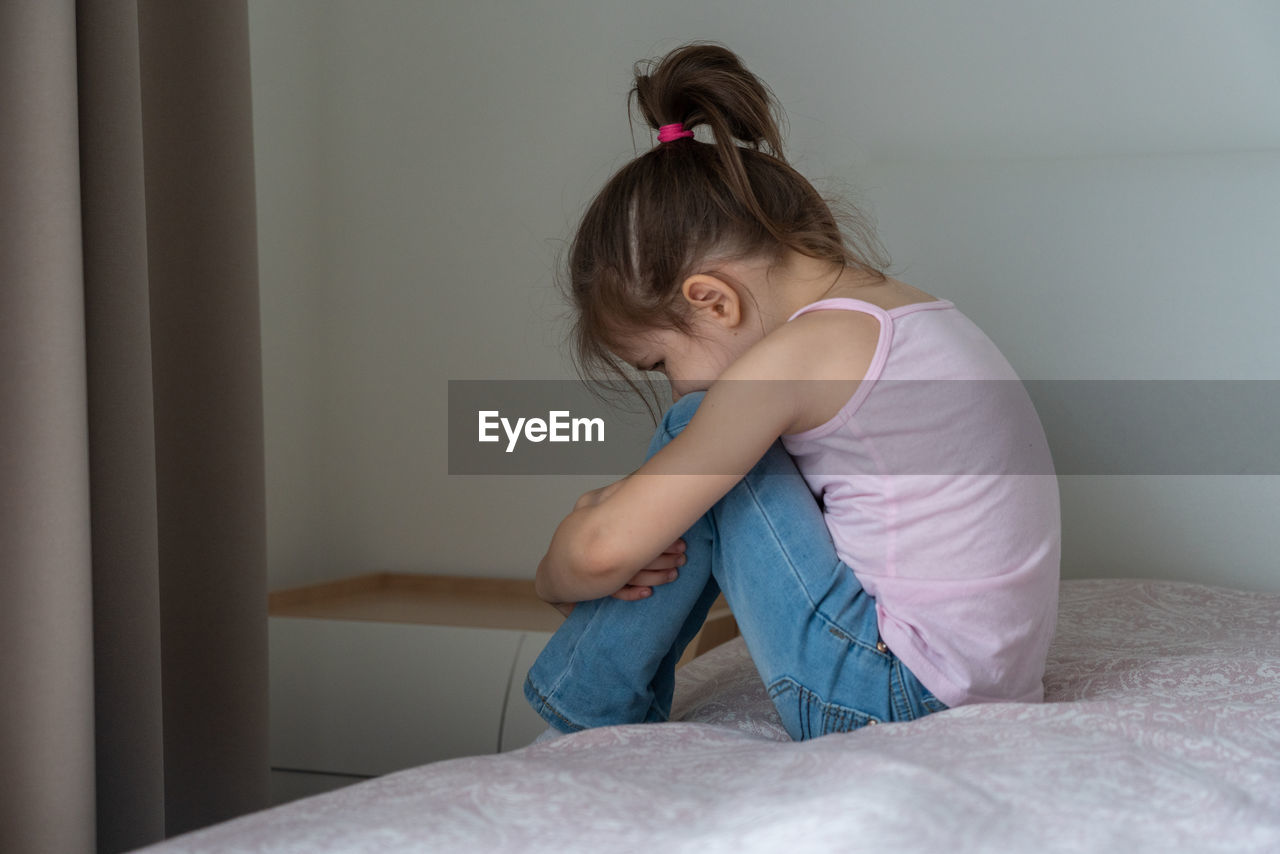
[{"left": 268, "top": 572, "right": 739, "bottom": 649}]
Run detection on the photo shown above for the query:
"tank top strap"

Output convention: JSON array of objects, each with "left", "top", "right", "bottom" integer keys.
[
  {"left": 791, "top": 297, "right": 896, "bottom": 380},
  {"left": 786, "top": 297, "right": 893, "bottom": 324},
  {"left": 786, "top": 296, "right": 954, "bottom": 324}
]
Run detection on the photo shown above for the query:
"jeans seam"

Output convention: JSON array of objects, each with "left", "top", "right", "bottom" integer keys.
[
  {"left": 802, "top": 685, "right": 810, "bottom": 736},
  {"left": 738, "top": 472, "right": 822, "bottom": 616},
  {"left": 891, "top": 660, "right": 913, "bottom": 721}
]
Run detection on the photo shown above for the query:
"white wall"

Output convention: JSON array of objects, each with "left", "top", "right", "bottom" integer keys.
[{"left": 249, "top": 1, "right": 1280, "bottom": 592}]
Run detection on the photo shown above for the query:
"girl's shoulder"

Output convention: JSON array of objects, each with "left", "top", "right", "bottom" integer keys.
[
  {"left": 771, "top": 308, "right": 881, "bottom": 381},
  {"left": 771, "top": 278, "right": 929, "bottom": 363},
  {"left": 735, "top": 278, "right": 943, "bottom": 383},
  {"left": 781, "top": 278, "right": 945, "bottom": 372},
  {"left": 719, "top": 298, "right": 879, "bottom": 435},
  {"left": 746, "top": 280, "right": 942, "bottom": 433}
]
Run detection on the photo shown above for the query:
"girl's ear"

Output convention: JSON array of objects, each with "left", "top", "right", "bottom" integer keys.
[{"left": 680, "top": 274, "right": 743, "bottom": 328}]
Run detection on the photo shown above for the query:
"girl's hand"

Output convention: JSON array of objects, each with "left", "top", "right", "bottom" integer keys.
[{"left": 610, "top": 538, "right": 686, "bottom": 601}]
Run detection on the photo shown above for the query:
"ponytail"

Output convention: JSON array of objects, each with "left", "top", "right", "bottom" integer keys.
[
  {"left": 633, "top": 44, "right": 784, "bottom": 154},
  {"left": 632, "top": 44, "right": 792, "bottom": 248}
]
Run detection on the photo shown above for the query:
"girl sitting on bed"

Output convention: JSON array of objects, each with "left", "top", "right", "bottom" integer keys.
[{"left": 524, "top": 42, "right": 1061, "bottom": 741}]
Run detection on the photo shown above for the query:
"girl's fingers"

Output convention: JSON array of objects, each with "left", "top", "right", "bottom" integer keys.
[
  {"left": 644, "top": 552, "right": 687, "bottom": 572},
  {"left": 628, "top": 568, "right": 679, "bottom": 588},
  {"left": 611, "top": 540, "right": 689, "bottom": 600},
  {"left": 652, "top": 539, "right": 686, "bottom": 558}
]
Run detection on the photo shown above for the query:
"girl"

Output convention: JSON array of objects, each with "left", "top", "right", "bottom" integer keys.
[{"left": 524, "top": 43, "right": 1060, "bottom": 741}]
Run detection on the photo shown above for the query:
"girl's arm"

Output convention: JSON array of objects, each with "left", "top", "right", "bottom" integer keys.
[{"left": 534, "top": 332, "right": 826, "bottom": 605}]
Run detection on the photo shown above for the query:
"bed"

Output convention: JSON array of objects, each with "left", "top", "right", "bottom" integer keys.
[{"left": 137, "top": 578, "right": 1280, "bottom": 853}]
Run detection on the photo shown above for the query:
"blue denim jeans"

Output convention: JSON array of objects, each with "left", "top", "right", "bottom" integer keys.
[{"left": 523, "top": 390, "right": 947, "bottom": 741}]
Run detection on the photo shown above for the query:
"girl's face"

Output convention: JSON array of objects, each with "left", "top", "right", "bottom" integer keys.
[
  {"left": 615, "top": 318, "right": 759, "bottom": 401},
  {"left": 610, "top": 262, "right": 776, "bottom": 400}
]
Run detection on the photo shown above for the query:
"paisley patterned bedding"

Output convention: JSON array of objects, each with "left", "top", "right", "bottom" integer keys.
[{"left": 138, "top": 579, "right": 1280, "bottom": 853}]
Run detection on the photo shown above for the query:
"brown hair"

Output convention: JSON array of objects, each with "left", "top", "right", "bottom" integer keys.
[{"left": 559, "top": 42, "right": 889, "bottom": 417}]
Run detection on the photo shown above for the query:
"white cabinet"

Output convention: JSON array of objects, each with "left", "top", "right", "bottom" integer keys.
[
  {"left": 267, "top": 574, "right": 558, "bottom": 804},
  {"left": 266, "top": 572, "right": 737, "bottom": 805}
]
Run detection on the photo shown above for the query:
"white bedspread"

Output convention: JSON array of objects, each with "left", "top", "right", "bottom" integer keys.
[{"left": 138, "top": 579, "right": 1280, "bottom": 853}]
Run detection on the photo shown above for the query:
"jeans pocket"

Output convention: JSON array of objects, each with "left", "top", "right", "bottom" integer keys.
[{"left": 767, "top": 677, "right": 878, "bottom": 741}]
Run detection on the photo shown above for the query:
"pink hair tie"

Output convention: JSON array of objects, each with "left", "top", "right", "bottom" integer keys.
[{"left": 657, "top": 122, "right": 695, "bottom": 143}]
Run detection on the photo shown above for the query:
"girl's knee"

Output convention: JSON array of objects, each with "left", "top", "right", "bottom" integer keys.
[
  {"left": 646, "top": 390, "right": 706, "bottom": 460},
  {"left": 661, "top": 390, "right": 705, "bottom": 435}
]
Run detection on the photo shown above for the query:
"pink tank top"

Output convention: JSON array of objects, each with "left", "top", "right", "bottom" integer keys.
[{"left": 780, "top": 297, "right": 1061, "bottom": 708}]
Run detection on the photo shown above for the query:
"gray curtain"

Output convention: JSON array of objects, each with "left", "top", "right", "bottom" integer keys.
[{"left": 1, "top": 2, "right": 269, "bottom": 852}]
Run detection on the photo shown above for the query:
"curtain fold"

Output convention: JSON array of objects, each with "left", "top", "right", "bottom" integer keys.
[
  {"left": 79, "top": 1, "right": 166, "bottom": 848},
  {"left": 136, "top": 0, "right": 270, "bottom": 840},
  {"left": 1, "top": 1, "right": 268, "bottom": 852},
  {"left": 1, "top": 3, "right": 98, "bottom": 852}
]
